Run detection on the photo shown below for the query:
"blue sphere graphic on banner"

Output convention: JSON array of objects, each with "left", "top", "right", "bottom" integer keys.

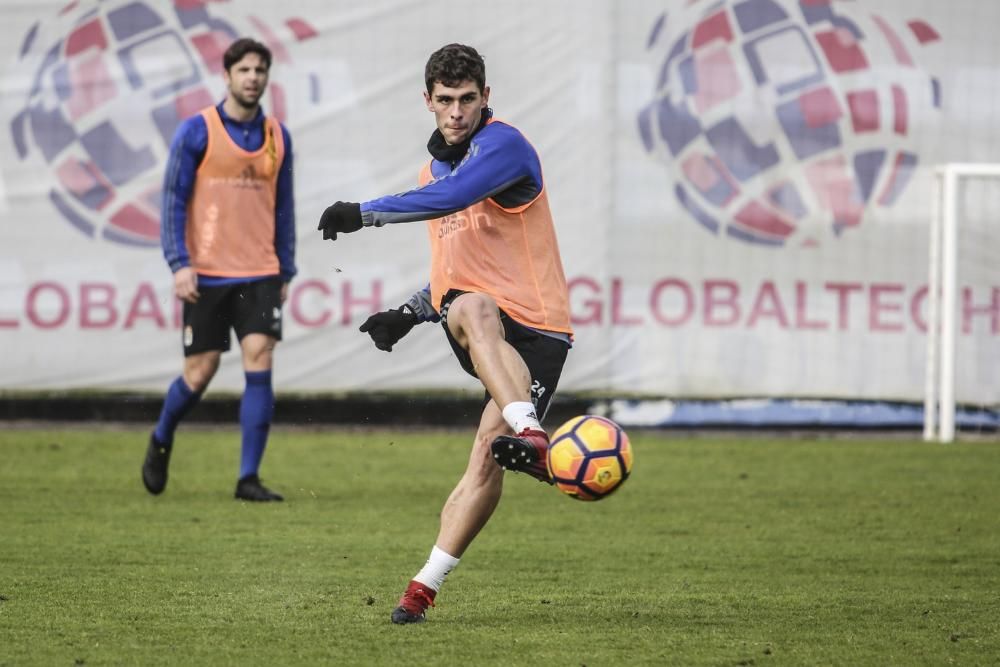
[
  {"left": 638, "top": 0, "right": 942, "bottom": 246},
  {"left": 7, "top": 0, "right": 320, "bottom": 247}
]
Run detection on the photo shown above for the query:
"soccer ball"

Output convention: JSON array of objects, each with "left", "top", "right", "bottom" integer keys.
[{"left": 547, "top": 415, "right": 633, "bottom": 501}]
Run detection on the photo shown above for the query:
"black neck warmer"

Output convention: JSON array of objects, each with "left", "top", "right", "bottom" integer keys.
[{"left": 427, "top": 107, "right": 494, "bottom": 164}]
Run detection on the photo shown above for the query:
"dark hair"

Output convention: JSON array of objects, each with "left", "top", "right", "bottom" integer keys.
[
  {"left": 223, "top": 38, "right": 272, "bottom": 72},
  {"left": 424, "top": 43, "right": 486, "bottom": 93}
]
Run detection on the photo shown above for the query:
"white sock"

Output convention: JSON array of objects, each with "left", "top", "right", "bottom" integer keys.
[
  {"left": 501, "top": 401, "right": 542, "bottom": 434},
  {"left": 413, "top": 545, "right": 461, "bottom": 592}
]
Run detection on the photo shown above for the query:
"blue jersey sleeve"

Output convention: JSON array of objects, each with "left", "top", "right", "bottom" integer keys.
[
  {"left": 275, "top": 124, "right": 296, "bottom": 282},
  {"left": 359, "top": 122, "right": 543, "bottom": 226},
  {"left": 403, "top": 284, "right": 440, "bottom": 322},
  {"left": 160, "top": 115, "right": 207, "bottom": 272}
]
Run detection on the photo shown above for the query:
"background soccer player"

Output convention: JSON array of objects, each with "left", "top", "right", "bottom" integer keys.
[
  {"left": 142, "top": 37, "right": 296, "bottom": 502},
  {"left": 318, "top": 43, "right": 573, "bottom": 623}
]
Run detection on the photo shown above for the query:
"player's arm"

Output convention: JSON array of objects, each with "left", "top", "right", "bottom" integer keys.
[
  {"left": 274, "top": 125, "right": 296, "bottom": 290},
  {"left": 317, "top": 124, "right": 542, "bottom": 240},
  {"left": 362, "top": 126, "right": 541, "bottom": 226},
  {"left": 359, "top": 285, "right": 439, "bottom": 352},
  {"left": 161, "top": 115, "right": 207, "bottom": 302}
]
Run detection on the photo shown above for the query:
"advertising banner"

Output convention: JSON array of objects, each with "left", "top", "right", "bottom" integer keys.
[{"left": 1, "top": 0, "right": 997, "bottom": 404}]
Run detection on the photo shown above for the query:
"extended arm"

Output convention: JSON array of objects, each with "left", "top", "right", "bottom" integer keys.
[
  {"left": 317, "top": 122, "right": 543, "bottom": 240},
  {"left": 361, "top": 124, "right": 542, "bottom": 226}
]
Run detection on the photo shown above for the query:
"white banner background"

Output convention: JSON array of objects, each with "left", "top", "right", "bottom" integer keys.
[{"left": 0, "top": 0, "right": 997, "bottom": 403}]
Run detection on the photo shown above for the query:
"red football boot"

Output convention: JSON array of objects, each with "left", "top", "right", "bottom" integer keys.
[
  {"left": 490, "top": 428, "right": 553, "bottom": 484},
  {"left": 391, "top": 579, "right": 436, "bottom": 624}
]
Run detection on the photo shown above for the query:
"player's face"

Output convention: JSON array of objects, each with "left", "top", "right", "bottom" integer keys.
[
  {"left": 224, "top": 53, "right": 270, "bottom": 110},
  {"left": 424, "top": 80, "right": 490, "bottom": 145}
]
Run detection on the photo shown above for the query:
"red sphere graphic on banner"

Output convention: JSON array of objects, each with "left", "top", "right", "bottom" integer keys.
[
  {"left": 638, "top": 0, "right": 942, "bottom": 246},
  {"left": 7, "top": 0, "right": 319, "bottom": 247}
]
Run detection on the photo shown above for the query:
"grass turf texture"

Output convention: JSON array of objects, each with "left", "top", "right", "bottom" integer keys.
[{"left": 1, "top": 427, "right": 998, "bottom": 666}]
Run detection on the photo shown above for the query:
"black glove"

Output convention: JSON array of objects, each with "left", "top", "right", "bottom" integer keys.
[
  {"left": 318, "top": 201, "right": 363, "bottom": 241},
  {"left": 359, "top": 306, "right": 418, "bottom": 352}
]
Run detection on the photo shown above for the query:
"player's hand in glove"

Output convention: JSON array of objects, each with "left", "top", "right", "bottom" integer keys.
[
  {"left": 318, "top": 201, "right": 363, "bottom": 241},
  {"left": 359, "top": 305, "right": 418, "bottom": 352}
]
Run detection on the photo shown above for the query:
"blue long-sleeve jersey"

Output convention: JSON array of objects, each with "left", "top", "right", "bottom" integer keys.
[{"left": 160, "top": 102, "right": 296, "bottom": 285}]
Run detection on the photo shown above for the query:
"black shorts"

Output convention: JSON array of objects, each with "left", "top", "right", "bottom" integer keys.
[
  {"left": 440, "top": 290, "right": 570, "bottom": 421},
  {"left": 182, "top": 277, "right": 283, "bottom": 356}
]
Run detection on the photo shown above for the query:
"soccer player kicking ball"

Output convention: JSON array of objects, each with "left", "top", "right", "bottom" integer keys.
[{"left": 317, "top": 43, "right": 573, "bottom": 624}]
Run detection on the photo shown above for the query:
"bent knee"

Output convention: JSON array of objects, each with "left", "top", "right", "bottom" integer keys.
[{"left": 448, "top": 294, "right": 503, "bottom": 344}]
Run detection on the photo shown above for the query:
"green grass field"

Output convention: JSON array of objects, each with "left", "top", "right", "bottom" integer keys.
[{"left": 1, "top": 426, "right": 998, "bottom": 666}]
